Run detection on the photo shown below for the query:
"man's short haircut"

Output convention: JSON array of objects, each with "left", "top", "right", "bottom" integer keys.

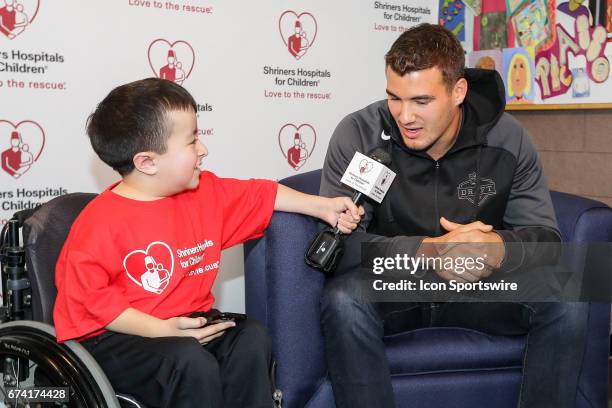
[
  {"left": 87, "top": 78, "right": 197, "bottom": 176},
  {"left": 385, "top": 23, "right": 465, "bottom": 90}
]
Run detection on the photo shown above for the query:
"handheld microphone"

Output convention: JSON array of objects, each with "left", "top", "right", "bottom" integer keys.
[
  {"left": 332, "top": 148, "right": 391, "bottom": 234},
  {"left": 305, "top": 147, "right": 394, "bottom": 274}
]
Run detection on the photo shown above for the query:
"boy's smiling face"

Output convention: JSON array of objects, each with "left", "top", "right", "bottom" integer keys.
[{"left": 155, "top": 108, "right": 207, "bottom": 195}]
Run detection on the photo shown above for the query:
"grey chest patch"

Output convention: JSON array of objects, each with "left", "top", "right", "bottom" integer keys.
[{"left": 457, "top": 172, "right": 497, "bottom": 206}]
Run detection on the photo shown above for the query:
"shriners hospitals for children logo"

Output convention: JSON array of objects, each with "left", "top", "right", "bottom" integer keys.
[
  {"left": 278, "top": 123, "right": 316, "bottom": 171},
  {"left": 123, "top": 241, "right": 174, "bottom": 295},
  {"left": 148, "top": 39, "right": 195, "bottom": 85},
  {"left": 359, "top": 159, "right": 374, "bottom": 174},
  {"left": 0, "top": 0, "right": 38, "bottom": 40},
  {"left": 279, "top": 11, "right": 317, "bottom": 60},
  {"left": 457, "top": 172, "right": 497, "bottom": 206},
  {"left": 0, "top": 119, "right": 45, "bottom": 178}
]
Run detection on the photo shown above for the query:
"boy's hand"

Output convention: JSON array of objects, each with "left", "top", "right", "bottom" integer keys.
[
  {"left": 274, "top": 185, "right": 363, "bottom": 232},
  {"left": 106, "top": 308, "right": 235, "bottom": 342},
  {"left": 320, "top": 197, "right": 364, "bottom": 234},
  {"left": 167, "top": 316, "right": 236, "bottom": 344}
]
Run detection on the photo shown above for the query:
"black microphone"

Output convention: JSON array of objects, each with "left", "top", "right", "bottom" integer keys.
[{"left": 305, "top": 147, "right": 392, "bottom": 274}]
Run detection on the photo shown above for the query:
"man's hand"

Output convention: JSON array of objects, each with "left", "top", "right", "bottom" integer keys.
[
  {"left": 420, "top": 217, "right": 505, "bottom": 282},
  {"left": 165, "top": 316, "right": 236, "bottom": 345},
  {"left": 319, "top": 197, "right": 364, "bottom": 234}
]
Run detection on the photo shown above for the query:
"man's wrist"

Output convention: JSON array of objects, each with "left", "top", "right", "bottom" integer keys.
[
  {"left": 489, "top": 230, "right": 505, "bottom": 268},
  {"left": 417, "top": 236, "right": 439, "bottom": 258}
]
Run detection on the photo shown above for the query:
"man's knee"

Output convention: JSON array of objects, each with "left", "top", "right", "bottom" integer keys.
[
  {"left": 532, "top": 302, "right": 589, "bottom": 333},
  {"left": 321, "top": 276, "right": 364, "bottom": 316},
  {"left": 320, "top": 275, "right": 381, "bottom": 333}
]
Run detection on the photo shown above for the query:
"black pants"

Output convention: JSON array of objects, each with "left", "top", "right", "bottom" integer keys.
[{"left": 81, "top": 320, "right": 273, "bottom": 408}]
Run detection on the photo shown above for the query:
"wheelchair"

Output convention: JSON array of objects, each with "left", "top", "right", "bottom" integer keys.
[{"left": 0, "top": 193, "right": 144, "bottom": 408}]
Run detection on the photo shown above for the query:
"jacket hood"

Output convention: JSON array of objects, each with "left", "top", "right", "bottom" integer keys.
[{"left": 463, "top": 68, "right": 506, "bottom": 138}]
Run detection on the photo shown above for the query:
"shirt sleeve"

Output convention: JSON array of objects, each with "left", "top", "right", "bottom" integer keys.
[
  {"left": 495, "top": 126, "right": 562, "bottom": 273},
  {"left": 210, "top": 176, "right": 278, "bottom": 249},
  {"left": 54, "top": 248, "right": 131, "bottom": 343}
]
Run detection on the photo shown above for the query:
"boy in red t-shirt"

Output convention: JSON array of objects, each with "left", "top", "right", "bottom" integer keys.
[{"left": 53, "top": 78, "right": 362, "bottom": 408}]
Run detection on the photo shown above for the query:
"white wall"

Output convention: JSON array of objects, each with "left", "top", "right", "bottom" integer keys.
[{"left": 1, "top": 0, "right": 437, "bottom": 311}]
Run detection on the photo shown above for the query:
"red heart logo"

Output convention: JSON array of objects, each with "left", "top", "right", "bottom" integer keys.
[
  {"left": 0, "top": 0, "right": 39, "bottom": 39},
  {"left": 358, "top": 160, "right": 374, "bottom": 174},
  {"left": 278, "top": 123, "right": 316, "bottom": 171},
  {"left": 0, "top": 119, "right": 45, "bottom": 179},
  {"left": 147, "top": 39, "right": 195, "bottom": 85},
  {"left": 278, "top": 11, "right": 317, "bottom": 60},
  {"left": 123, "top": 241, "right": 174, "bottom": 295}
]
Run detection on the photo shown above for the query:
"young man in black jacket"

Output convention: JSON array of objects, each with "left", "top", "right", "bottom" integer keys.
[{"left": 319, "top": 23, "right": 588, "bottom": 408}]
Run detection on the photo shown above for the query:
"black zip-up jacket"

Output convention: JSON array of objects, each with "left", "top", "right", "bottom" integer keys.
[{"left": 320, "top": 68, "right": 561, "bottom": 274}]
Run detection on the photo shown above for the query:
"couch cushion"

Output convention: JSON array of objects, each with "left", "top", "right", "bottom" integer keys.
[
  {"left": 306, "top": 371, "right": 522, "bottom": 408},
  {"left": 280, "top": 169, "right": 323, "bottom": 195},
  {"left": 384, "top": 327, "right": 525, "bottom": 374}
]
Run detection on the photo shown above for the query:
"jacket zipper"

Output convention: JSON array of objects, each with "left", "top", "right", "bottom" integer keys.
[{"left": 434, "top": 161, "right": 440, "bottom": 236}]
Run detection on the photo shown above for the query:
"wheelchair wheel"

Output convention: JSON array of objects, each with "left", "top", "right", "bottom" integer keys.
[{"left": 0, "top": 320, "right": 120, "bottom": 407}]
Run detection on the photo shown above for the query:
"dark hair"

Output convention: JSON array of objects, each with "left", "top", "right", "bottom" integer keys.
[
  {"left": 385, "top": 23, "right": 465, "bottom": 90},
  {"left": 86, "top": 78, "right": 197, "bottom": 176}
]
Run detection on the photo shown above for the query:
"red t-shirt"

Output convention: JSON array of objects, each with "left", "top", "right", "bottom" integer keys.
[{"left": 53, "top": 172, "right": 277, "bottom": 342}]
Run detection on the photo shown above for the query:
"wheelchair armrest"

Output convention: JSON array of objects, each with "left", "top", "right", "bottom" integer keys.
[{"left": 245, "top": 211, "right": 327, "bottom": 407}]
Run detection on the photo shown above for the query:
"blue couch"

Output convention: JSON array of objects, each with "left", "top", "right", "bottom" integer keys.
[{"left": 244, "top": 169, "right": 612, "bottom": 408}]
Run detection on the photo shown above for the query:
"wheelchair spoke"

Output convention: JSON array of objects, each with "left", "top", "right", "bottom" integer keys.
[{"left": 0, "top": 322, "right": 120, "bottom": 408}]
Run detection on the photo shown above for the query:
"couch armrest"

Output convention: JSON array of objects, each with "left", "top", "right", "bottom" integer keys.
[
  {"left": 245, "top": 211, "right": 327, "bottom": 408},
  {"left": 551, "top": 191, "right": 612, "bottom": 242},
  {"left": 550, "top": 192, "right": 611, "bottom": 407}
]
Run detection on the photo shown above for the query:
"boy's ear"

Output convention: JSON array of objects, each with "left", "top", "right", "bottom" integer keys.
[{"left": 133, "top": 151, "right": 158, "bottom": 175}]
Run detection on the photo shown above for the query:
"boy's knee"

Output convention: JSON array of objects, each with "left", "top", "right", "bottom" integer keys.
[
  {"left": 170, "top": 338, "right": 220, "bottom": 379},
  {"left": 234, "top": 320, "right": 272, "bottom": 357},
  {"left": 157, "top": 338, "right": 222, "bottom": 407}
]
